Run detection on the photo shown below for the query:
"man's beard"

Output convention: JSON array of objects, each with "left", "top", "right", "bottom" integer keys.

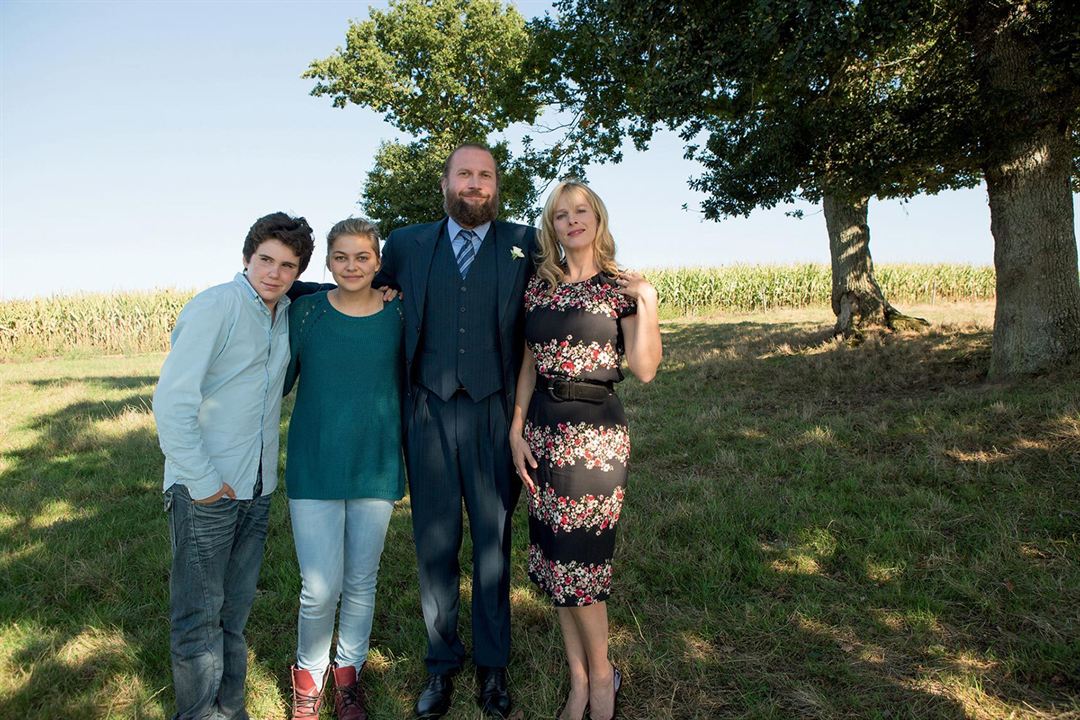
[{"left": 444, "top": 189, "right": 499, "bottom": 227}]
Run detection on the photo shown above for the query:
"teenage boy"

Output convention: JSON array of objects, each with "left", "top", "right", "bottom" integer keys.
[{"left": 153, "top": 212, "right": 315, "bottom": 720}]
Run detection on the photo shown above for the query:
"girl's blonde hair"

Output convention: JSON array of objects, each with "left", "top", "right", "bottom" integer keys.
[
  {"left": 326, "top": 217, "right": 381, "bottom": 259},
  {"left": 535, "top": 180, "right": 619, "bottom": 293}
]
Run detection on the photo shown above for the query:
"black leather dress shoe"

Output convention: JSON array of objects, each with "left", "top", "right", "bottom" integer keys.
[
  {"left": 476, "top": 666, "right": 512, "bottom": 719},
  {"left": 414, "top": 673, "right": 453, "bottom": 719}
]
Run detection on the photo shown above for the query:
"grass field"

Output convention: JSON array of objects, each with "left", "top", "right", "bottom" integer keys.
[{"left": 2, "top": 302, "right": 1078, "bottom": 719}]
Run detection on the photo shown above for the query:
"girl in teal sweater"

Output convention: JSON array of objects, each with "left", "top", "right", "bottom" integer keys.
[{"left": 283, "top": 218, "right": 404, "bottom": 720}]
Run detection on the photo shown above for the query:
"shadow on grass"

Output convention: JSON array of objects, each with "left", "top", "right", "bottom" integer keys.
[
  {"left": 24, "top": 374, "right": 160, "bottom": 391},
  {"left": 604, "top": 318, "right": 1077, "bottom": 717},
  {"left": 2, "top": 318, "right": 1077, "bottom": 718},
  {"left": 0, "top": 374, "right": 535, "bottom": 719},
  {"left": 1, "top": 378, "right": 173, "bottom": 718}
]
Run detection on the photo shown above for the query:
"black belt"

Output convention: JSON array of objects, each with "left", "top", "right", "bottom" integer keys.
[{"left": 536, "top": 374, "right": 614, "bottom": 403}]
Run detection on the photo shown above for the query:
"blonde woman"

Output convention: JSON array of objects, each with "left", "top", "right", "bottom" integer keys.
[{"left": 509, "top": 181, "right": 662, "bottom": 720}]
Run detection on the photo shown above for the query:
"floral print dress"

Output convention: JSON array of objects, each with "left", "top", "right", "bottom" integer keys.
[{"left": 524, "top": 273, "right": 636, "bottom": 607}]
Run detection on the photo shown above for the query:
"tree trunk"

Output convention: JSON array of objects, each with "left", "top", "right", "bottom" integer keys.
[
  {"left": 824, "top": 193, "right": 928, "bottom": 337},
  {"left": 980, "top": 25, "right": 1080, "bottom": 378}
]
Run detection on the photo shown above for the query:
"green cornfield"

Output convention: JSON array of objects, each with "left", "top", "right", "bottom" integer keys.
[
  {"left": 649, "top": 263, "right": 997, "bottom": 316},
  {"left": 0, "top": 289, "right": 193, "bottom": 360},
  {"left": 0, "top": 265, "right": 998, "bottom": 359}
]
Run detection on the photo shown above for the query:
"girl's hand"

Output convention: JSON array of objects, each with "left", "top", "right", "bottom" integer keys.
[{"left": 510, "top": 430, "right": 538, "bottom": 495}]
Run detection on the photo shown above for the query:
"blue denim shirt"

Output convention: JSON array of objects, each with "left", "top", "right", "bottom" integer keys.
[{"left": 153, "top": 272, "right": 290, "bottom": 500}]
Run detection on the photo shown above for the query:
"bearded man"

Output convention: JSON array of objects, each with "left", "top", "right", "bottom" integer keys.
[{"left": 375, "top": 143, "right": 537, "bottom": 719}]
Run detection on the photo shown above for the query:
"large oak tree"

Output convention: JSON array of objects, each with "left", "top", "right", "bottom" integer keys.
[
  {"left": 530, "top": 0, "right": 986, "bottom": 337},
  {"left": 306, "top": 0, "right": 1079, "bottom": 375},
  {"left": 950, "top": 1, "right": 1080, "bottom": 376},
  {"left": 532, "top": 0, "right": 1080, "bottom": 372}
]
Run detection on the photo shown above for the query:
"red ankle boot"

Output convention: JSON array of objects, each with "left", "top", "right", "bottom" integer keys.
[
  {"left": 332, "top": 662, "right": 368, "bottom": 720},
  {"left": 290, "top": 665, "right": 327, "bottom": 720}
]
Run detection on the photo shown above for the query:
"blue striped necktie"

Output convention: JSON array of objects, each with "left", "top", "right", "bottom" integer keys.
[{"left": 456, "top": 229, "right": 478, "bottom": 278}]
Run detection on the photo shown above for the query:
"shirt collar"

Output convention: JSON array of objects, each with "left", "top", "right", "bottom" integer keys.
[
  {"left": 235, "top": 271, "right": 260, "bottom": 301},
  {"left": 447, "top": 218, "right": 491, "bottom": 244}
]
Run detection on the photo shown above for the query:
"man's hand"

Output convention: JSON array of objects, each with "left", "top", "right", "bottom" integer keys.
[
  {"left": 193, "top": 482, "right": 237, "bottom": 504},
  {"left": 376, "top": 285, "right": 400, "bottom": 302}
]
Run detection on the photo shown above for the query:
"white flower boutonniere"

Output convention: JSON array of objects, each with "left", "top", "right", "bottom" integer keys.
[{"left": 510, "top": 246, "right": 525, "bottom": 260}]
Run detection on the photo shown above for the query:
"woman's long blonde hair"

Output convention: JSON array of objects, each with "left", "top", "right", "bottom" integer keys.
[{"left": 535, "top": 180, "right": 619, "bottom": 293}]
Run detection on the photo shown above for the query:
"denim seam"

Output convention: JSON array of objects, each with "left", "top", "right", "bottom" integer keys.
[{"left": 188, "top": 498, "right": 224, "bottom": 703}]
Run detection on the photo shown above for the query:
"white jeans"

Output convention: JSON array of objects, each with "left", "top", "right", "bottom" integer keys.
[{"left": 289, "top": 497, "right": 395, "bottom": 673}]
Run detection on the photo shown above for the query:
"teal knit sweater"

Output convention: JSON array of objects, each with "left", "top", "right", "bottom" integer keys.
[{"left": 283, "top": 292, "right": 405, "bottom": 500}]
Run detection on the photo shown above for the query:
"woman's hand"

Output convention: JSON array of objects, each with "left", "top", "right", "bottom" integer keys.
[
  {"left": 510, "top": 430, "right": 538, "bottom": 495},
  {"left": 193, "top": 482, "right": 236, "bottom": 505},
  {"left": 510, "top": 348, "right": 539, "bottom": 493},
  {"left": 616, "top": 269, "right": 663, "bottom": 383},
  {"left": 614, "top": 270, "right": 658, "bottom": 303}
]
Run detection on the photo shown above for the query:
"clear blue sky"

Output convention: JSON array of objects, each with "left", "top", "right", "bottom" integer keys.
[{"left": 2, "top": 0, "right": 1077, "bottom": 300}]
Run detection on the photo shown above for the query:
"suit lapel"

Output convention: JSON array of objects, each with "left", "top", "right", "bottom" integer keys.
[
  {"left": 410, "top": 219, "right": 446, "bottom": 325},
  {"left": 494, "top": 223, "right": 515, "bottom": 331}
]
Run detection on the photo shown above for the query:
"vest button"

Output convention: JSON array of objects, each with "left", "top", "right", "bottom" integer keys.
[
  {"left": 460, "top": 306, "right": 466, "bottom": 312},
  {"left": 460, "top": 286, "right": 467, "bottom": 292},
  {"left": 459, "top": 348, "right": 465, "bottom": 354},
  {"left": 459, "top": 328, "right": 465, "bottom": 334}
]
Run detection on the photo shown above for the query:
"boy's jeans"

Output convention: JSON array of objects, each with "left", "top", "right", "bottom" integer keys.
[{"left": 165, "top": 483, "right": 271, "bottom": 720}]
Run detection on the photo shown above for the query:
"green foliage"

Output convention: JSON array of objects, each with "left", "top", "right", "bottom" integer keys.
[
  {"left": 361, "top": 140, "right": 447, "bottom": 239},
  {"left": 531, "top": 0, "right": 1078, "bottom": 215},
  {"left": 361, "top": 138, "right": 544, "bottom": 239},
  {"left": 956, "top": 0, "right": 1080, "bottom": 171},
  {"left": 305, "top": 0, "right": 546, "bottom": 228},
  {"left": 306, "top": 0, "right": 537, "bottom": 138}
]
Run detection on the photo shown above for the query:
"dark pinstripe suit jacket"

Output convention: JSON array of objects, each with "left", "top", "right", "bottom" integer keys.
[{"left": 375, "top": 218, "right": 537, "bottom": 417}]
